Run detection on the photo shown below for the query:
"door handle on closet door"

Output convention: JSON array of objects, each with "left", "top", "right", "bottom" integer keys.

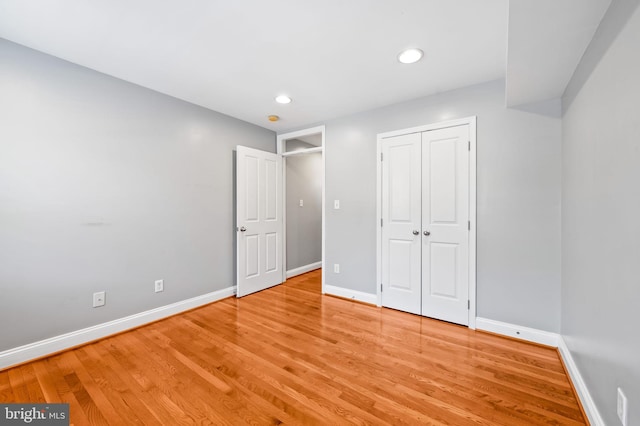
[
  {"left": 423, "top": 231, "right": 430, "bottom": 236},
  {"left": 412, "top": 230, "right": 420, "bottom": 235}
]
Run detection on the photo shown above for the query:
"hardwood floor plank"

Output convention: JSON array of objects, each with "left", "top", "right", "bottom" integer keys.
[
  {"left": 154, "top": 323, "right": 327, "bottom": 425},
  {"left": 0, "top": 370, "right": 16, "bottom": 403},
  {"left": 166, "top": 318, "right": 357, "bottom": 424},
  {"left": 57, "top": 351, "right": 122, "bottom": 425},
  {"left": 32, "top": 361, "right": 64, "bottom": 403},
  {"left": 19, "top": 364, "right": 46, "bottom": 403},
  {"left": 0, "top": 269, "right": 586, "bottom": 425},
  {"left": 7, "top": 367, "right": 29, "bottom": 402},
  {"left": 42, "top": 357, "right": 93, "bottom": 426},
  {"left": 91, "top": 340, "right": 190, "bottom": 425},
  {"left": 74, "top": 345, "right": 155, "bottom": 425}
]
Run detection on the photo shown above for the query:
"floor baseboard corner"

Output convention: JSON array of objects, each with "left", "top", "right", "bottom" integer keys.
[
  {"left": 557, "top": 336, "right": 605, "bottom": 426},
  {"left": 286, "top": 261, "right": 322, "bottom": 279}
]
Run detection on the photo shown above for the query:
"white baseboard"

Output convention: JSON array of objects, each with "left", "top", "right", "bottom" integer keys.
[
  {"left": 324, "top": 285, "right": 377, "bottom": 305},
  {"left": 475, "top": 317, "right": 560, "bottom": 347},
  {"left": 557, "top": 336, "right": 604, "bottom": 426},
  {"left": 0, "top": 286, "right": 236, "bottom": 371},
  {"left": 286, "top": 261, "right": 322, "bottom": 278}
]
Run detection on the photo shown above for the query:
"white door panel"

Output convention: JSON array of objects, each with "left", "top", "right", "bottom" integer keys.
[
  {"left": 265, "top": 232, "right": 278, "bottom": 272},
  {"left": 422, "top": 125, "right": 469, "bottom": 325},
  {"left": 245, "top": 234, "right": 260, "bottom": 277},
  {"left": 381, "top": 133, "right": 421, "bottom": 315},
  {"left": 428, "top": 139, "right": 458, "bottom": 223},
  {"left": 429, "top": 243, "right": 458, "bottom": 298},
  {"left": 265, "top": 158, "right": 278, "bottom": 220},
  {"left": 237, "top": 146, "right": 283, "bottom": 297}
]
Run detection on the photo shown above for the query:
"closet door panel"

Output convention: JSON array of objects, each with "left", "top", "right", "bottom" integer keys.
[
  {"left": 422, "top": 125, "right": 470, "bottom": 326},
  {"left": 381, "top": 133, "right": 422, "bottom": 315}
]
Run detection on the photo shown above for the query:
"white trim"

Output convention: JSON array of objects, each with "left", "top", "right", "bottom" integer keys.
[
  {"left": 282, "top": 146, "right": 323, "bottom": 157},
  {"left": 321, "top": 129, "right": 325, "bottom": 293},
  {"left": 277, "top": 125, "right": 325, "bottom": 147},
  {"left": 324, "top": 285, "right": 377, "bottom": 305},
  {"left": 376, "top": 116, "right": 477, "bottom": 327},
  {"left": 375, "top": 133, "right": 383, "bottom": 307},
  {"left": 0, "top": 286, "right": 236, "bottom": 371},
  {"left": 468, "top": 117, "right": 477, "bottom": 329},
  {"left": 557, "top": 337, "right": 605, "bottom": 426},
  {"left": 286, "top": 261, "right": 322, "bottom": 278},
  {"left": 321, "top": 129, "right": 326, "bottom": 293},
  {"left": 377, "top": 117, "right": 475, "bottom": 139},
  {"left": 277, "top": 126, "right": 326, "bottom": 294},
  {"left": 475, "top": 317, "right": 559, "bottom": 347}
]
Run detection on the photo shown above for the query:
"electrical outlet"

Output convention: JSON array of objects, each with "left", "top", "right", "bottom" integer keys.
[
  {"left": 617, "top": 388, "right": 628, "bottom": 426},
  {"left": 334, "top": 200, "right": 340, "bottom": 209},
  {"left": 334, "top": 264, "right": 340, "bottom": 273},
  {"left": 299, "top": 199, "right": 304, "bottom": 207},
  {"left": 93, "top": 291, "right": 105, "bottom": 308},
  {"left": 155, "top": 279, "right": 164, "bottom": 293}
]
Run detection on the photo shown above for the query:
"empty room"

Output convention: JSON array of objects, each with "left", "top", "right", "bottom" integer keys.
[{"left": 0, "top": 1, "right": 638, "bottom": 425}]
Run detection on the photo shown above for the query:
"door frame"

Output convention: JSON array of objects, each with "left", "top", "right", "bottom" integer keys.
[
  {"left": 376, "top": 117, "right": 477, "bottom": 329},
  {"left": 276, "top": 125, "right": 326, "bottom": 294}
]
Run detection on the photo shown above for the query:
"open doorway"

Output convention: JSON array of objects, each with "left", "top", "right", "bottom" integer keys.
[{"left": 277, "top": 126, "right": 325, "bottom": 293}]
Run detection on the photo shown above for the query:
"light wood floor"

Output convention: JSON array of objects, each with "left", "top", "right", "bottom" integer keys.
[{"left": 1, "top": 269, "right": 585, "bottom": 425}]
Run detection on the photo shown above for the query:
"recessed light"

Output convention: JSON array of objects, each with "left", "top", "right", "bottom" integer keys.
[
  {"left": 397, "top": 48, "right": 424, "bottom": 64},
  {"left": 268, "top": 115, "right": 280, "bottom": 122},
  {"left": 275, "top": 95, "right": 292, "bottom": 104}
]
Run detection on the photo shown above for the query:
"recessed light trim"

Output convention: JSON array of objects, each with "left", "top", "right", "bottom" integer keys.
[
  {"left": 398, "top": 48, "right": 424, "bottom": 64},
  {"left": 275, "top": 95, "right": 292, "bottom": 104}
]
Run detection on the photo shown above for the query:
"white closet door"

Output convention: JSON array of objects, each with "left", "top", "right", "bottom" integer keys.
[
  {"left": 381, "top": 133, "right": 422, "bottom": 314},
  {"left": 236, "top": 146, "right": 283, "bottom": 297},
  {"left": 421, "top": 125, "right": 470, "bottom": 325}
]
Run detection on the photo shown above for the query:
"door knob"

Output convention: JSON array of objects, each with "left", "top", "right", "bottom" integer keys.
[
  {"left": 412, "top": 230, "right": 419, "bottom": 235},
  {"left": 239, "top": 226, "right": 247, "bottom": 232},
  {"left": 423, "top": 230, "right": 430, "bottom": 236}
]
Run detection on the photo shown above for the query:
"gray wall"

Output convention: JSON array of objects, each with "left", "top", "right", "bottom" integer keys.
[
  {"left": 562, "top": 1, "right": 640, "bottom": 424},
  {"left": 285, "top": 140, "right": 322, "bottom": 271},
  {"left": 0, "top": 39, "right": 275, "bottom": 351},
  {"left": 321, "top": 80, "right": 562, "bottom": 332}
]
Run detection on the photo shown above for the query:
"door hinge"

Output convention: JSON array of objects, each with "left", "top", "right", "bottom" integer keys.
[
  {"left": 381, "top": 218, "right": 383, "bottom": 227},
  {"left": 380, "top": 283, "right": 383, "bottom": 292},
  {"left": 468, "top": 141, "right": 471, "bottom": 151},
  {"left": 380, "top": 152, "right": 383, "bottom": 161},
  {"left": 468, "top": 221, "right": 470, "bottom": 230},
  {"left": 468, "top": 300, "right": 470, "bottom": 310}
]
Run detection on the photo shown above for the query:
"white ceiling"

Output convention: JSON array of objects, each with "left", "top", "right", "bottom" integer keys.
[
  {"left": 506, "top": 0, "right": 611, "bottom": 107},
  {"left": 0, "top": 1, "right": 611, "bottom": 131}
]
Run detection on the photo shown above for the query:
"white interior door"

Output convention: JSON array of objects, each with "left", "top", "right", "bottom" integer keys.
[
  {"left": 236, "top": 146, "right": 283, "bottom": 297},
  {"left": 421, "top": 125, "right": 469, "bottom": 325},
  {"left": 380, "top": 124, "right": 470, "bottom": 325},
  {"left": 381, "top": 133, "right": 422, "bottom": 314}
]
